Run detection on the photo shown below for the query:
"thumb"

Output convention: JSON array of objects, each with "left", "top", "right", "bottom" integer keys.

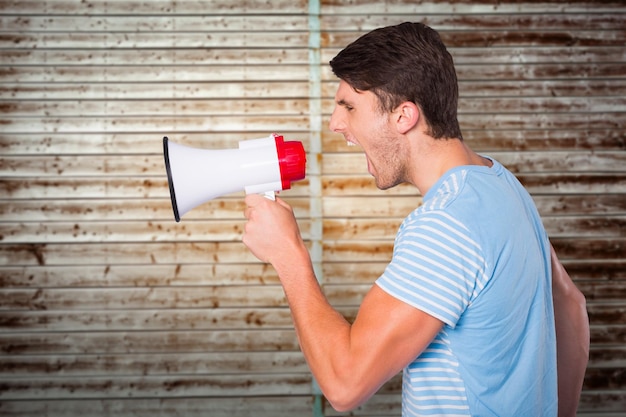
[{"left": 275, "top": 196, "right": 291, "bottom": 210}]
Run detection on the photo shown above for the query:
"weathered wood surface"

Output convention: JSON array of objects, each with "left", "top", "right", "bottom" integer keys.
[
  {"left": 1, "top": 0, "right": 625, "bottom": 416},
  {"left": 0, "top": 397, "right": 317, "bottom": 417}
]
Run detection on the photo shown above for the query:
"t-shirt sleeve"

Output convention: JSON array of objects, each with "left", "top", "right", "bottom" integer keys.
[{"left": 375, "top": 210, "right": 488, "bottom": 328}]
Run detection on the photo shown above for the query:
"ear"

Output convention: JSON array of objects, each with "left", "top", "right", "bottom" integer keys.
[{"left": 393, "top": 101, "right": 420, "bottom": 134}]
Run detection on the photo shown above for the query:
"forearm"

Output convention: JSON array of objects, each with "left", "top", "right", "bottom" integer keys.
[
  {"left": 551, "top": 246, "right": 589, "bottom": 417},
  {"left": 243, "top": 195, "right": 363, "bottom": 405},
  {"left": 272, "top": 241, "right": 366, "bottom": 410},
  {"left": 555, "top": 294, "right": 589, "bottom": 417}
]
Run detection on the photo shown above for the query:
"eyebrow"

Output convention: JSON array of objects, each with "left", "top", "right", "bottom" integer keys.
[{"left": 336, "top": 99, "right": 352, "bottom": 107}]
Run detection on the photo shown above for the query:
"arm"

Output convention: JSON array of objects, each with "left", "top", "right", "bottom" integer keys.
[
  {"left": 243, "top": 195, "right": 443, "bottom": 411},
  {"left": 551, "top": 244, "right": 589, "bottom": 417}
]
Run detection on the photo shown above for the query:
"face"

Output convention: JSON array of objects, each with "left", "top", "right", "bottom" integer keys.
[{"left": 329, "top": 80, "right": 409, "bottom": 190}]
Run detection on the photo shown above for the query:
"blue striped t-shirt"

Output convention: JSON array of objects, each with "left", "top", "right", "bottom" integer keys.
[{"left": 376, "top": 159, "right": 557, "bottom": 416}]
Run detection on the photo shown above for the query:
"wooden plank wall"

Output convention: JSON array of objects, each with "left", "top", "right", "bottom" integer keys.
[
  {"left": 0, "top": 1, "right": 316, "bottom": 416},
  {"left": 0, "top": 1, "right": 624, "bottom": 416}
]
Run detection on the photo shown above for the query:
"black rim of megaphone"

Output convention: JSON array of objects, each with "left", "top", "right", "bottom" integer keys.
[{"left": 163, "top": 136, "right": 181, "bottom": 222}]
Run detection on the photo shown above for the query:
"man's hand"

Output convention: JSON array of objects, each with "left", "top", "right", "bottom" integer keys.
[{"left": 242, "top": 194, "right": 304, "bottom": 266}]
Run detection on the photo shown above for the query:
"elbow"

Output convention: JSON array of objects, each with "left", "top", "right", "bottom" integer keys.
[
  {"left": 318, "top": 372, "right": 377, "bottom": 412},
  {"left": 325, "top": 391, "right": 366, "bottom": 413}
]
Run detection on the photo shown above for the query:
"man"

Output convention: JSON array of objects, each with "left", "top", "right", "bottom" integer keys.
[{"left": 243, "top": 22, "right": 589, "bottom": 416}]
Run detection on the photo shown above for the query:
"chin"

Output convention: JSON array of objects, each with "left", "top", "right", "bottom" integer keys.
[
  {"left": 375, "top": 176, "right": 404, "bottom": 191},
  {"left": 374, "top": 179, "right": 393, "bottom": 191}
]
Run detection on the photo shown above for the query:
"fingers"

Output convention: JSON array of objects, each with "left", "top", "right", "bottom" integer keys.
[
  {"left": 275, "top": 196, "right": 291, "bottom": 210},
  {"left": 244, "top": 194, "right": 292, "bottom": 214},
  {"left": 244, "top": 194, "right": 264, "bottom": 220},
  {"left": 244, "top": 193, "right": 266, "bottom": 207}
]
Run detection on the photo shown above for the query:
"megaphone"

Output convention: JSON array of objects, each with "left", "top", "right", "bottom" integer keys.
[{"left": 163, "top": 133, "right": 306, "bottom": 222}]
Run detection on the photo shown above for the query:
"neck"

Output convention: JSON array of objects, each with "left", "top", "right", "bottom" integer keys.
[{"left": 409, "top": 136, "right": 491, "bottom": 195}]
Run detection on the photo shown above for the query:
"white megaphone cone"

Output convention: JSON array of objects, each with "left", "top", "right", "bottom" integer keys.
[{"left": 163, "top": 133, "right": 306, "bottom": 222}]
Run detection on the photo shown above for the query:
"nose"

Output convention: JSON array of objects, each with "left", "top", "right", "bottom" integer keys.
[{"left": 329, "top": 106, "right": 345, "bottom": 133}]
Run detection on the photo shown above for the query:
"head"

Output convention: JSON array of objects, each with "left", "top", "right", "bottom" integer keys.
[{"left": 329, "top": 22, "right": 462, "bottom": 140}]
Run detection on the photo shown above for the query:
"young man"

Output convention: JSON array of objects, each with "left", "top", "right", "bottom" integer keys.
[{"left": 243, "top": 22, "right": 589, "bottom": 416}]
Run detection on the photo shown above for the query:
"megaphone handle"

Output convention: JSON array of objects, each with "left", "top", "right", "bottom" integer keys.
[{"left": 264, "top": 191, "right": 276, "bottom": 201}]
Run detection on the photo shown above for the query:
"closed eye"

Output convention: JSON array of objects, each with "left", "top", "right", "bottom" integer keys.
[{"left": 337, "top": 99, "right": 354, "bottom": 111}]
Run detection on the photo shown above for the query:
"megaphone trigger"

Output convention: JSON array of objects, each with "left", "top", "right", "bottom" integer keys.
[{"left": 163, "top": 133, "right": 306, "bottom": 222}]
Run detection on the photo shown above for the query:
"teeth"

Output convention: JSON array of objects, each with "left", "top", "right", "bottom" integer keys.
[{"left": 346, "top": 141, "right": 356, "bottom": 147}]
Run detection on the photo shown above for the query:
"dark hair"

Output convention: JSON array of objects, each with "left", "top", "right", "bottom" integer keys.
[{"left": 329, "top": 22, "right": 463, "bottom": 140}]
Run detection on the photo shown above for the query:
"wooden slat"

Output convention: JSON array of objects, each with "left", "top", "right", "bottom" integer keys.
[
  {"left": 0, "top": 65, "right": 310, "bottom": 83},
  {"left": 6, "top": 13, "right": 624, "bottom": 33},
  {"left": 0, "top": 264, "right": 283, "bottom": 288},
  {"left": 0, "top": 242, "right": 264, "bottom": 266},
  {"left": 587, "top": 303, "right": 626, "bottom": 325},
  {"left": 0, "top": 397, "right": 316, "bottom": 417},
  {"left": 550, "top": 238, "right": 626, "bottom": 261},
  {"left": 556, "top": 260, "right": 626, "bottom": 281},
  {"left": 0, "top": 308, "right": 294, "bottom": 331},
  {"left": 0, "top": 32, "right": 309, "bottom": 49},
  {"left": 589, "top": 345, "right": 626, "bottom": 367},
  {"left": 1, "top": 0, "right": 309, "bottom": 15},
  {"left": 578, "top": 391, "right": 626, "bottom": 414},
  {"left": 0, "top": 99, "right": 311, "bottom": 117},
  {"left": 0, "top": 329, "right": 300, "bottom": 354},
  {"left": 0, "top": 286, "right": 289, "bottom": 310},
  {"left": 0, "top": 351, "right": 308, "bottom": 377},
  {"left": 585, "top": 366, "right": 626, "bottom": 391},
  {"left": 577, "top": 281, "right": 626, "bottom": 302},
  {"left": 0, "top": 115, "right": 311, "bottom": 133},
  {"left": 0, "top": 15, "right": 310, "bottom": 32},
  {"left": 0, "top": 373, "right": 312, "bottom": 400},
  {"left": 0, "top": 220, "right": 310, "bottom": 243},
  {"left": 0, "top": 81, "right": 311, "bottom": 100}
]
